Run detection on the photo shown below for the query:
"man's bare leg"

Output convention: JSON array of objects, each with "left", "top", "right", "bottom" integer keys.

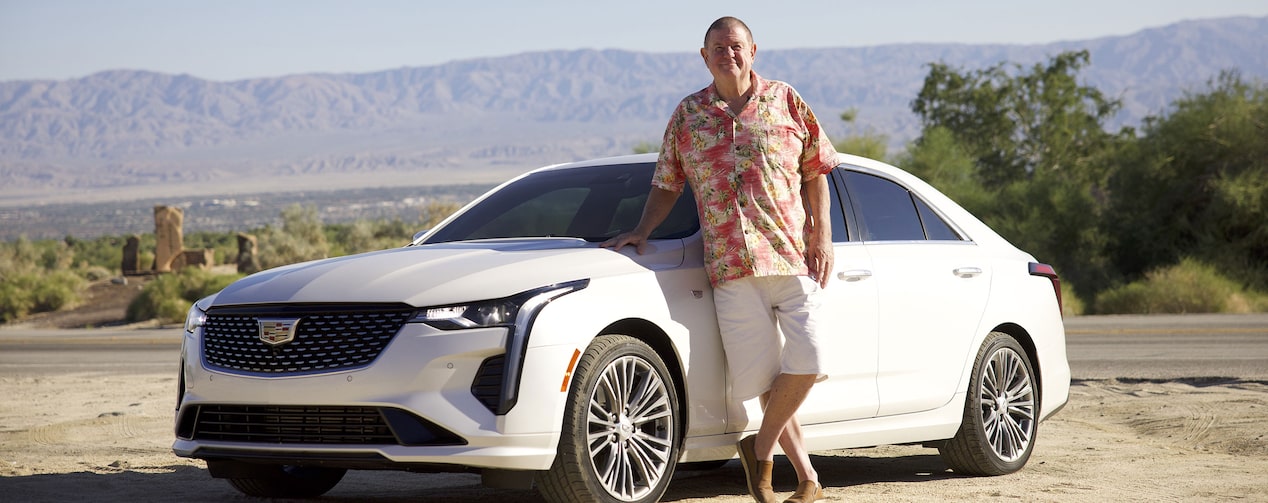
[
  {"left": 778, "top": 413, "right": 817, "bottom": 483},
  {"left": 754, "top": 373, "right": 817, "bottom": 466},
  {"left": 760, "top": 391, "right": 819, "bottom": 485}
]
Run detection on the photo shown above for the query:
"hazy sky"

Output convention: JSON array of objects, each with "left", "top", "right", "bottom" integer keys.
[{"left": 2, "top": 0, "right": 1266, "bottom": 82}]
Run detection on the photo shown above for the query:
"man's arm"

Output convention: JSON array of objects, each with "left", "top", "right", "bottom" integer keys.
[
  {"left": 803, "top": 174, "right": 833, "bottom": 288},
  {"left": 600, "top": 187, "right": 682, "bottom": 254}
]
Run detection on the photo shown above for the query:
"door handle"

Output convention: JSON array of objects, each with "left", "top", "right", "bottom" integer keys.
[
  {"left": 837, "top": 269, "right": 873, "bottom": 282},
  {"left": 953, "top": 267, "right": 983, "bottom": 278}
]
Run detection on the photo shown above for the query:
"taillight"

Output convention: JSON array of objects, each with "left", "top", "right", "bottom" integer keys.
[{"left": 1028, "top": 262, "right": 1063, "bottom": 317}]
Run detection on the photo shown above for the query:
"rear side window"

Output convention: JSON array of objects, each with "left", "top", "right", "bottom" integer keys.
[
  {"left": 914, "top": 197, "right": 961, "bottom": 240},
  {"left": 844, "top": 172, "right": 963, "bottom": 242}
]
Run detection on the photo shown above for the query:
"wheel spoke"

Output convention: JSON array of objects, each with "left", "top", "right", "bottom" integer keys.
[
  {"left": 627, "top": 436, "right": 661, "bottom": 486},
  {"left": 1008, "top": 400, "right": 1035, "bottom": 418}
]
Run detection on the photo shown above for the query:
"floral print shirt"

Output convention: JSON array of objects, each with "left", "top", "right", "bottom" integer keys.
[{"left": 654, "top": 72, "right": 838, "bottom": 287}]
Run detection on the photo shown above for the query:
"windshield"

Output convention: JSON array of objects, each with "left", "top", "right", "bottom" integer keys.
[{"left": 421, "top": 161, "right": 699, "bottom": 244}]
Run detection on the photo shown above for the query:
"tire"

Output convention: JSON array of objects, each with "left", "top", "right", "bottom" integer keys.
[
  {"left": 538, "top": 335, "right": 680, "bottom": 503},
  {"left": 939, "top": 331, "right": 1038, "bottom": 476},
  {"left": 225, "top": 464, "right": 346, "bottom": 498}
]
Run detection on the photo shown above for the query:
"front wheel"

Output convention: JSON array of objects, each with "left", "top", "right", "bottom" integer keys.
[
  {"left": 538, "top": 335, "right": 680, "bottom": 503},
  {"left": 939, "top": 331, "right": 1038, "bottom": 475}
]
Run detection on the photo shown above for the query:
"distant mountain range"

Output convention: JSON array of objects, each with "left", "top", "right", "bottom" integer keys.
[{"left": 1, "top": 16, "right": 1264, "bottom": 207}]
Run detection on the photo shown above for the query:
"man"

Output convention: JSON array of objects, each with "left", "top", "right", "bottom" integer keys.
[{"left": 601, "top": 16, "right": 837, "bottom": 503}]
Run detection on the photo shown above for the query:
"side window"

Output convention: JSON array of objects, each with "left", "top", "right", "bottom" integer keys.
[
  {"left": 844, "top": 172, "right": 925, "bottom": 241},
  {"left": 914, "top": 197, "right": 962, "bottom": 240},
  {"left": 827, "top": 171, "right": 849, "bottom": 243}
]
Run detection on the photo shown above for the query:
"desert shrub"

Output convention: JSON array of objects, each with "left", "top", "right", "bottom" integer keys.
[
  {"left": 1060, "top": 281, "right": 1085, "bottom": 317},
  {"left": 79, "top": 265, "right": 114, "bottom": 282},
  {"left": 126, "top": 269, "right": 243, "bottom": 324},
  {"left": 0, "top": 270, "right": 84, "bottom": 322},
  {"left": 0, "top": 238, "right": 96, "bottom": 322},
  {"left": 419, "top": 200, "right": 463, "bottom": 231},
  {"left": 256, "top": 204, "right": 330, "bottom": 269},
  {"left": 0, "top": 279, "right": 33, "bottom": 322},
  {"left": 328, "top": 220, "right": 378, "bottom": 257},
  {"left": 1094, "top": 258, "right": 1259, "bottom": 314},
  {"left": 31, "top": 270, "right": 83, "bottom": 312},
  {"left": 67, "top": 235, "right": 126, "bottom": 272}
]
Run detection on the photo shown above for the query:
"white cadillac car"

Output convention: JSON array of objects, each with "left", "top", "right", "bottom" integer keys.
[{"left": 174, "top": 153, "right": 1069, "bottom": 502}]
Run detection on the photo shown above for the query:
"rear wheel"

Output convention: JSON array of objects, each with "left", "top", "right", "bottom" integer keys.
[
  {"left": 539, "top": 335, "right": 680, "bottom": 503},
  {"left": 224, "top": 464, "right": 346, "bottom": 498},
  {"left": 939, "top": 332, "right": 1038, "bottom": 475}
]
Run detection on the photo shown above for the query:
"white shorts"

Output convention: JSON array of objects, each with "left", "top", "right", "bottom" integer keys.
[{"left": 713, "top": 275, "right": 827, "bottom": 401}]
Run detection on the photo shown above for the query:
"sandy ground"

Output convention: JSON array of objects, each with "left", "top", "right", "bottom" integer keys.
[
  {"left": 1, "top": 371, "right": 1266, "bottom": 502},
  {"left": 4, "top": 292, "right": 1267, "bottom": 501}
]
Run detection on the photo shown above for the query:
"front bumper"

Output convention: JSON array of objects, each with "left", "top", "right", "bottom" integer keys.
[{"left": 173, "top": 322, "right": 576, "bottom": 471}]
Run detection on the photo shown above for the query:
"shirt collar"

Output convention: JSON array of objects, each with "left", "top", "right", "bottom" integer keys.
[{"left": 708, "top": 71, "right": 766, "bottom": 105}]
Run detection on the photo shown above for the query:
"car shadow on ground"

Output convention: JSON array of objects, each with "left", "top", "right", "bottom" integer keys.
[
  {"left": 664, "top": 452, "right": 957, "bottom": 501},
  {"left": 5, "top": 453, "right": 958, "bottom": 502}
]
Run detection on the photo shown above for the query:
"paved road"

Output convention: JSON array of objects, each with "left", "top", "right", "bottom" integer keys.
[
  {"left": 0, "top": 327, "right": 182, "bottom": 376},
  {"left": 1064, "top": 313, "right": 1268, "bottom": 380},
  {"left": 2, "top": 314, "right": 1267, "bottom": 380}
]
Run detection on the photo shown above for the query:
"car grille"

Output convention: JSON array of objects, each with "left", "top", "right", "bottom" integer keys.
[
  {"left": 180, "top": 404, "right": 464, "bottom": 446},
  {"left": 201, "top": 305, "right": 414, "bottom": 375}
]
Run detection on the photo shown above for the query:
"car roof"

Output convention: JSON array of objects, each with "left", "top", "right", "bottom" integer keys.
[{"left": 534, "top": 153, "right": 660, "bottom": 173}]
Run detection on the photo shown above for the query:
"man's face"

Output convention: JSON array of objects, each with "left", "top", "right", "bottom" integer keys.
[{"left": 700, "top": 26, "right": 755, "bottom": 84}]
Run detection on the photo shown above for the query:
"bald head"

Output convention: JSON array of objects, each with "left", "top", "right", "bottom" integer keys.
[{"left": 704, "top": 16, "right": 753, "bottom": 47}]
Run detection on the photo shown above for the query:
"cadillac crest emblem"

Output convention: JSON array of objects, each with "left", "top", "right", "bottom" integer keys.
[{"left": 258, "top": 318, "right": 301, "bottom": 346}]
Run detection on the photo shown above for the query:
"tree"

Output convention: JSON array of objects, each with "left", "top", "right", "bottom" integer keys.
[
  {"left": 911, "top": 50, "right": 1122, "bottom": 187},
  {"left": 906, "top": 50, "right": 1128, "bottom": 297},
  {"left": 1106, "top": 71, "right": 1268, "bottom": 289}
]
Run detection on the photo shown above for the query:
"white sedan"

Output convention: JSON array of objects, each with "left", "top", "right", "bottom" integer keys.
[{"left": 174, "top": 153, "right": 1069, "bottom": 502}]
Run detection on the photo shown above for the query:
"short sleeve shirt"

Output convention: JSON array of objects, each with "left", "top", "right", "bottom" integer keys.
[{"left": 654, "top": 73, "right": 838, "bottom": 287}]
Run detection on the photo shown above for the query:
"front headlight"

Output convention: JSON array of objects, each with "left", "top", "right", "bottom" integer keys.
[
  {"left": 411, "top": 280, "right": 588, "bottom": 331},
  {"left": 408, "top": 279, "right": 589, "bottom": 415},
  {"left": 184, "top": 296, "right": 213, "bottom": 334},
  {"left": 414, "top": 299, "right": 519, "bottom": 330}
]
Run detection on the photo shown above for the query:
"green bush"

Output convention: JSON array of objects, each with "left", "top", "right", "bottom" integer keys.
[
  {"left": 1060, "top": 281, "right": 1085, "bottom": 317},
  {"left": 256, "top": 204, "right": 330, "bottom": 269},
  {"left": 80, "top": 265, "right": 114, "bottom": 282},
  {"left": 31, "top": 270, "right": 83, "bottom": 312},
  {"left": 1094, "top": 258, "right": 1262, "bottom": 314},
  {"left": 0, "top": 280, "right": 33, "bottom": 323},
  {"left": 126, "top": 269, "right": 243, "bottom": 324},
  {"left": 0, "top": 270, "right": 85, "bottom": 322}
]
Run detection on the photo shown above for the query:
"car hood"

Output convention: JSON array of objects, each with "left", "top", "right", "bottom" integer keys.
[{"left": 210, "top": 238, "right": 685, "bottom": 308}]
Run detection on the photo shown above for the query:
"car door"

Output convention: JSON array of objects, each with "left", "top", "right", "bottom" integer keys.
[
  {"left": 728, "top": 168, "right": 881, "bottom": 431},
  {"left": 790, "top": 169, "right": 881, "bottom": 425},
  {"left": 842, "top": 171, "right": 991, "bottom": 417}
]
